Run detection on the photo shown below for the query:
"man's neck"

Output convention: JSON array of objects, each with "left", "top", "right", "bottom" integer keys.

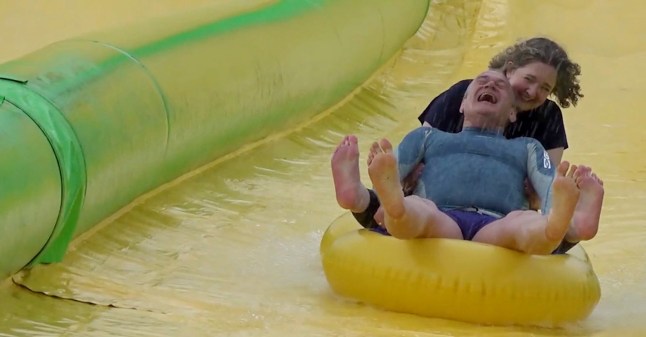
[{"left": 462, "top": 120, "right": 505, "bottom": 134}]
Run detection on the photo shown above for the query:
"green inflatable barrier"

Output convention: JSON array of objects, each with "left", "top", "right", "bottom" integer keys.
[{"left": 0, "top": 0, "right": 429, "bottom": 279}]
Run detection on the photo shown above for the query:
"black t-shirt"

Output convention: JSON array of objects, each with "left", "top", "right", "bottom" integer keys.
[{"left": 417, "top": 79, "right": 568, "bottom": 151}]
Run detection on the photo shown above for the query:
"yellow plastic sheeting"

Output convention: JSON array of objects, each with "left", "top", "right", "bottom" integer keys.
[{"left": 1, "top": 0, "right": 645, "bottom": 336}]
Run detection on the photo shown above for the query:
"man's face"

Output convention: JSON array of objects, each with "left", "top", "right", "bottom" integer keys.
[{"left": 461, "top": 70, "right": 516, "bottom": 126}]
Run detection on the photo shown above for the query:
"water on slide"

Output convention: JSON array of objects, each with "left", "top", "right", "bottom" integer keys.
[{"left": 1, "top": 0, "right": 644, "bottom": 336}]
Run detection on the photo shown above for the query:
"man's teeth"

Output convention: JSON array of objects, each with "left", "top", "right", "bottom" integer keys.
[{"left": 478, "top": 93, "right": 496, "bottom": 103}]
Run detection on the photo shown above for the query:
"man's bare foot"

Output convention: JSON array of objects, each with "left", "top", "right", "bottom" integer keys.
[
  {"left": 568, "top": 165, "right": 604, "bottom": 241},
  {"left": 367, "top": 139, "right": 405, "bottom": 220},
  {"left": 545, "top": 161, "right": 580, "bottom": 242},
  {"left": 331, "top": 135, "right": 370, "bottom": 212}
]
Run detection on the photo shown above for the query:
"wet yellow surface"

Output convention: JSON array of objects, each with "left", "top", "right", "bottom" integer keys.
[{"left": 1, "top": 0, "right": 645, "bottom": 336}]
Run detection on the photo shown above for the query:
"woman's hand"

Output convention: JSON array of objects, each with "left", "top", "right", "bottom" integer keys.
[
  {"left": 402, "top": 163, "right": 424, "bottom": 196},
  {"left": 524, "top": 179, "right": 541, "bottom": 210}
]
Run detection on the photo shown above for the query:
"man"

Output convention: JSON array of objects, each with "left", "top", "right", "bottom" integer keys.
[{"left": 331, "top": 70, "right": 603, "bottom": 254}]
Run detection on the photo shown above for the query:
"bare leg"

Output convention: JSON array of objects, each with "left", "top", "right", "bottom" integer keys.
[
  {"left": 367, "top": 138, "right": 461, "bottom": 239},
  {"left": 567, "top": 165, "right": 604, "bottom": 241},
  {"left": 331, "top": 135, "right": 370, "bottom": 213},
  {"left": 473, "top": 162, "right": 580, "bottom": 254}
]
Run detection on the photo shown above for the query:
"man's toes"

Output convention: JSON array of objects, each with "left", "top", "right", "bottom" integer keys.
[
  {"left": 369, "top": 141, "right": 382, "bottom": 155},
  {"left": 557, "top": 161, "right": 570, "bottom": 177},
  {"left": 378, "top": 138, "right": 393, "bottom": 152}
]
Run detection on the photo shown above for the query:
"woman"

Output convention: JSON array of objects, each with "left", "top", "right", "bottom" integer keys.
[{"left": 334, "top": 37, "right": 596, "bottom": 253}]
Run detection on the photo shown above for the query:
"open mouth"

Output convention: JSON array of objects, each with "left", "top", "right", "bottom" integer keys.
[{"left": 477, "top": 92, "right": 497, "bottom": 104}]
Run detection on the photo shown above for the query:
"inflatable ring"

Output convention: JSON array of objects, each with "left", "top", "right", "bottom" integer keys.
[{"left": 320, "top": 213, "right": 601, "bottom": 326}]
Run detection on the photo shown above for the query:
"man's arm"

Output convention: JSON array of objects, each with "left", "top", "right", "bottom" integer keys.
[
  {"left": 396, "top": 127, "right": 433, "bottom": 182},
  {"left": 526, "top": 141, "right": 557, "bottom": 214}
]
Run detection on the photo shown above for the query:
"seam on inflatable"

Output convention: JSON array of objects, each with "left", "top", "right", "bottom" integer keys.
[{"left": 84, "top": 39, "right": 172, "bottom": 153}]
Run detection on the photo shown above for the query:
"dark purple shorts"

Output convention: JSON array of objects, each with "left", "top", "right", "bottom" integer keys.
[
  {"left": 367, "top": 209, "right": 573, "bottom": 255},
  {"left": 368, "top": 209, "right": 497, "bottom": 240},
  {"left": 443, "top": 209, "right": 498, "bottom": 240}
]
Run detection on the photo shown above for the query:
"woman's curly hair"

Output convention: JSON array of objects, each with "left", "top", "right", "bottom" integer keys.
[{"left": 489, "top": 37, "right": 583, "bottom": 108}]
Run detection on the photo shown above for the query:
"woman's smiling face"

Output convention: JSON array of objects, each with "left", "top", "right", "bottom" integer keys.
[{"left": 506, "top": 61, "right": 557, "bottom": 112}]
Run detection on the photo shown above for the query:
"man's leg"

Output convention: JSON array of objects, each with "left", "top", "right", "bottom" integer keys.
[
  {"left": 367, "top": 138, "right": 462, "bottom": 239},
  {"left": 472, "top": 166, "right": 580, "bottom": 254}
]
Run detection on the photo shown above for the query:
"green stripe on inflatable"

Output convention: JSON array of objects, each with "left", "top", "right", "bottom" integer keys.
[
  {"left": 26, "top": 1, "right": 319, "bottom": 99},
  {"left": 0, "top": 80, "right": 87, "bottom": 265},
  {"left": 133, "top": 0, "right": 315, "bottom": 56},
  {"left": 0, "top": 0, "right": 429, "bottom": 279}
]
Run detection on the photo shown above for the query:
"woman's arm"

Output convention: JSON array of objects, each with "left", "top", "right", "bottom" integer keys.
[
  {"left": 546, "top": 147, "right": 564, "bottom": 165},
  {"left": 417, "top": 80, "right": 471, "bottom": 132}
]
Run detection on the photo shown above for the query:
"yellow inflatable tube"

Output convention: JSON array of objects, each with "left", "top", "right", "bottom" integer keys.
[{"left": 320, "top": 213, "right": 601, "bottom": 326}]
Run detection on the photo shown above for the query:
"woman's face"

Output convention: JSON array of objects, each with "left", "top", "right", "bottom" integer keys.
[{"left": 506, "top": 62, "right": 557, "bottom": 112}]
